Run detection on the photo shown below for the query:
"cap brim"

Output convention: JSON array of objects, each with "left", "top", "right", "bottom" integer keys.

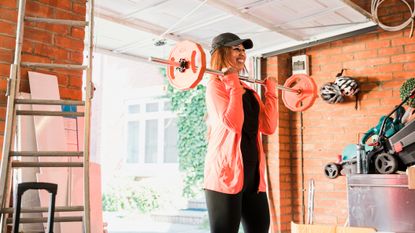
[{"left": 224, "top": 38, "right": 253, "bottom": 49}]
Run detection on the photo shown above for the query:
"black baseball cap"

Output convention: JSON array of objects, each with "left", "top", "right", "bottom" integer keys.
[{"left": 210, "top": 32, "right": 253, "bottom": 54}]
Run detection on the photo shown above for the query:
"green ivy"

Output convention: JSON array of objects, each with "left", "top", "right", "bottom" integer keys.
[
  {"left": 400, "top": 78, "right": 415, "bottom": 107},
  {"left": 162, "top": 68, "right": 207, "bottom": 198}
]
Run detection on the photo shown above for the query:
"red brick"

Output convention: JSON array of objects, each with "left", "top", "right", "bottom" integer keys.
[
  {"left": 392, "top": 71, "right": 415, "bottom": 80},
  {"left": 21, "top": 54, "right": 50, "bottom": 63},
  {"left": 328, "top": 53, "right": 354, "bottom": 63},
  {"left": 69, "top": 51, "right": 83, "bottom": 63},
  {"left": 33, "top": 43, "right": 68, "bottom": 60},
  {"left": 405, "top": 44, "right": 415, "bottom": 53},
  {"left": 379, "top": 14, "right": 405, "bottom": 25},
  {"left": 380, "top": 98, "right": 403, "bottom": 107},
  {"left": 68, "top": 76, "right": 82, "bottom": 88},
  {"left": 313, "top": 212, "right": 342, "bottom": 224},
  {"left": 330, "top": 37, "right": 355, "bottom": 47},
  {"left": 378, "top": 31, "right": 403, "bottom": 40},
  {"left": 19, "top": 78, "right": 30, "bottom": 93},
  {"left": 0, "top": 78, "right": 7, "bottom": 91},
  {"left": 24, "top": 27, "right": 53, "bottom": 44},
  {"left": 0, "top": 91, "right": 6, "bottom": 104},
  {"left": 0, "top": 35, "right": 15, "bottom": 49},
  {"left": 0, "top": 0, "right": 17, "bottom": 8},
  {"left": 391, "top": 53, "right": 415, "bottom": 63},
  {"left": 366, "top": 39, "right": 390, "bottom": 49},
  {"left": 354, "top": 33, "right": 378, "bottom": 43},
  {"left": 379, "top": 46, "right": 404, "bottom": 56},
  {"left": 342, "top": 43, "right": 366, "bottom": 53},
  {"left": 381, "top": 80, "right": 405, "bottom": 89},
  {"left": 73, "top": 2, "right": 86, "bottom": 16},
  {"left": 54, "top": 35, "right": 84, "bottom": 51},
  {"left": 376, "top": 63, "right": 403, "bottom": 72},
  {"left": 353, "top": 49, "right": 378, "bottom": 59},
  {"left": 313, "top": 47, "right": 342, "bottom": 56},
  {"left": 404, "top": 62, "right": 415, "bottom": 70},
  {"left": 21, "top": 39, "right": 35, "bottom": 53},
  {"left": 47, "top": 24, "right": 71, "bottom": 35},
  {"left": 403, "top": 28, "right": 415, "bottom": 37},
  {"left": 36, "top": 0, "right": 57, "bottom": 4},
  {"left": 366, "top": 57, "right": 391, "bottom": 66},
  {"left": 0, "top": 20, "right": 16, "bottom": 35},
  {"left": 26, "top": 1, "right": 54, "bottom": 18},
  {"left": 55, "top": 8, "right": 84, "bottom": 21},
  {"left": 0, "top": 7, "right": 17, "bottom": 22},
  {"left": 0, "top": 49, "right": 13, "bottom": 63},
  {"left": 0, "top": 64, "right": 11, "bottom": 77},
  {"left": 71, "top": 27, "right": 85, "bottom": 39},
  {"left": 319, "top": 62, "right": 342, "bottom": 73},
  {"left": 392, "top": 37, "right": 415, "bottom": 46},
  {"left": 57, "top": 74, "right": 68, "bottom": 86},
  {"left": 343, "top": 57, "right": 390, "bottom": 70},
  {"left": 311, "top": 56, "right": 331, "bottom": 64},
  {"left": 59, "top": 88, "right": 82, "bottom": 100},
  {"left": 0, "top": 120, "right": 5, "bottom": 132},
  {"left": 56, "top": 0, "right": 72, "bottom": 11}
]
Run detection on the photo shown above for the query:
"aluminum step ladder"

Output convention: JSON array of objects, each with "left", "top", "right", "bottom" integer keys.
[{"left": 0, "top": 0, "right": 95, "bottom": 232}]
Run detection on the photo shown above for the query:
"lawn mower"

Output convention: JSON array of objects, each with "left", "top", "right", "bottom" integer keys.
[{"left": 324, "top": 88, "right": 415, "bottom": 179}]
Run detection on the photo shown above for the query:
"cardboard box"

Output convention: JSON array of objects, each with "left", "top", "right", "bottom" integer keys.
[
  {"left": 291, "top": 222, "right": 376, "bottom": 233},
  {"left": 407, "top": 165, "right": 415, "bottom": 189}
]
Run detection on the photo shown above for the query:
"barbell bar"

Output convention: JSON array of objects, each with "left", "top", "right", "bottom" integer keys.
[
  {"left": 148, "top": 57, "right": 299, "bottom": 94},
  {"left": 149, "top": 40, "right": 318, "bottom": 112}
]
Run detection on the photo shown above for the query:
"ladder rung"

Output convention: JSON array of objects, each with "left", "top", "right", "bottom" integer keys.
[
  {"left": 7, "top": 216, "right": 83, "bottom": 224},
  {"left": 12, "top": 162, "right": 84, "bottom": 167},
  {"left": 10, "top": 231, "right": 43, "bottom": 233},
  {"left": 21, "top": 62, "right": 87, "bottom": 70},
  {"left": 15, "top": 99, "right": 85, "bottom": 106},
  {"left": 25, "top": 16, "right": 88, "bottom": 27},
  {"left": 1, "top": 206, "right": 84, "bottom": 214},
  {"left": 16, "top": 110, "right": 84, "bottom": 117},
  {"left": 10, "top": 151, "right": 83, "bottom": 157}
]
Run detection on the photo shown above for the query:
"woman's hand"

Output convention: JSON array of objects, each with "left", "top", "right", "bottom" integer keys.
[
  {"left": 220, "top": 67, "right": 242, "bottom": 90},
  {"left": 264, "top": 76, "right": 277, "bottom": 92}
]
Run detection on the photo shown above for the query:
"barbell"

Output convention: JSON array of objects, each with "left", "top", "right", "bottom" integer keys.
[{"left": 149, "top": 40, "right": 317, "bottom": 112}]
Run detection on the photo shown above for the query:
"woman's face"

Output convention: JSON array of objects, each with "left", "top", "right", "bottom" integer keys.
[{"left": 228, "top": 44, "right": 246, "bottom": 72}]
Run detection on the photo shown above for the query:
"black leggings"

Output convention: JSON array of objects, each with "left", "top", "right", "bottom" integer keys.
[{"left": 205, "top": 164, "right": 270, "bottom": 233}]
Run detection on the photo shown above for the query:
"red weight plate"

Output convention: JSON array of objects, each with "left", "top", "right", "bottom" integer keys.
[
  {"left": 167, "top": 41, "right": 206, "bottom": 90},
  {"left": 282, "top": 74, "right": 317, "bottom": 112}
]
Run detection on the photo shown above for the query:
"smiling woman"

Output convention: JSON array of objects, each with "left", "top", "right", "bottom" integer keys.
[{"left": 204, "top": 32, "right": 278, "bottom": 233}]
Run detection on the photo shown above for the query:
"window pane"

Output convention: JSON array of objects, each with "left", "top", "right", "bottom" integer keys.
[
  {"left": 128, "top": 104, "right": 140, "bottom": 114},
  {"left": 145, "top": 120, "right": 158, "bottom": 163},
  {"left": 126, "top": 121, "right": 139, "bottom": 163},
  {"left": 146, "top": 103, "right": 158, "bottom": 112},
  {"left": 163, "top": 101, "right": 171, "bottom": 111},
  {"left": 164, "top": 118, "right": 178, "bottom": 163}
]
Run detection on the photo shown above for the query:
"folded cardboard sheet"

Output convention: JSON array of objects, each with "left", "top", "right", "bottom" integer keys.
[
  {"left": 407, "top": 165, "right": 415, "bottom": 189},
  {"left": 291, "top": 222, "right": 377, "bottom": 233}
]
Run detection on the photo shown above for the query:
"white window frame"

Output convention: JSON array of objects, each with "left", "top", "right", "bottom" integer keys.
[{"left": 124, "top": 97, "right": 179, "bottom": 175}]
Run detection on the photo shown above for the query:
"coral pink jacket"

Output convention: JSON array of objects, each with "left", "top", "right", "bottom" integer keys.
[{"left": 204, "top": 74, "right": 278, "bottom": 194}]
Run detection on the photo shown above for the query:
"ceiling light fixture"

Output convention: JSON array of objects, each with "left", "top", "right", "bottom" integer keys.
[{"left": 154, "top": 38, "right": 167, "bottom": 46}]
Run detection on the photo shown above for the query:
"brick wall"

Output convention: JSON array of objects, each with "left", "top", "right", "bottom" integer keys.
[
  {"left": 0, "top": 0, "right": 86, "bottom": 158},
  {"left": 264, "top": 1, "right": 415, "bottom": 232}
]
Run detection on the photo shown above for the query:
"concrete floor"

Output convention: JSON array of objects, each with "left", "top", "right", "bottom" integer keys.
[{"left": 104, "top": 212, "right": 210, "bottom": 233}]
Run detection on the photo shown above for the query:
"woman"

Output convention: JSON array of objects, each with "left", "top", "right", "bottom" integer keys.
[{"left": 204, "top": 32, "right": 278, "bottom": 233}]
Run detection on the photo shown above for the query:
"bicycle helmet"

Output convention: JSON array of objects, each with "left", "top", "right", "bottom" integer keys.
[
  {"left": 320, "top": 82, "right": 344, "bottom": 104},
  {"left": 335, "top": 76, "right": 359, "bottom": 96}
]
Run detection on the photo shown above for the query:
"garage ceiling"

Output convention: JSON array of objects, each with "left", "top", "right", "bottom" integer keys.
[{"left": 93, "top": 0, "right": 376, "bottom": 62}]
